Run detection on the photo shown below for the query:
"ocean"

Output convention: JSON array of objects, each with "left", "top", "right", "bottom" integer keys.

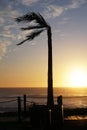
[{"left": 0, "top": 87, "right": 87, "bottom": 113}]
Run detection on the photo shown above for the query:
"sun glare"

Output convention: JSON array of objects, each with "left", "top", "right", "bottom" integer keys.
[{"left": 70, "top": 69, "right": 87, "bottom": 87}]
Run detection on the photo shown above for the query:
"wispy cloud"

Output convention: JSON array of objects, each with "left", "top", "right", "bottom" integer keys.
[
  {"left": 43, "top": 5, "right": 64, "bottom": 18},
  {"left": 0, "top": 18, "right": 4, "bottom": 25},
  {"left": 0, "top": 8, "right": 21, "bottom": 60},
  {"left": 21, "top": 0, "right": 39, "bottom": 6},
  {"left": 43, "top": 0, "right": 87, "bottom": 19},
  {"left": 0, "top": 41, "right": 11, "bottom": 60},
  {"left": 67, "top": 0, "right": 87, "bottom": 9}
]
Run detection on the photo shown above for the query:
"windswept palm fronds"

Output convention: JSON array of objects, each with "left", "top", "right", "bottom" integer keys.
[
  {"left": 17, "top": 30, "right": 44, "bottom": 45},
  {"left": 15, "top": 12, "right": 48, "bottom": 27},
  {"left": 15, "top": 12, "right": 49, "bottom": 45}
]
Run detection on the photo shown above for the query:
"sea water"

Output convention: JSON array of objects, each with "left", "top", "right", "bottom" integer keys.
[{"left": 0, "top": 87, "right": 87, "bottom": 112}]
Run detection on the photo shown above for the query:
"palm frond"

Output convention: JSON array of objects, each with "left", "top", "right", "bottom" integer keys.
[
  {"left": 16, "top": 12, "right": 48, "bottom": 46},
  {"left": 17, "top": 38, "right": 29, "bottom": 45},
  {"left": 37, "top": 13, "right": 48, "bottom": 26},
  {"left": 16, "top": 12, "right": 39, "bottom": 23},
  {"left": 21, "top": 25, "right": 45, "bottom": 30},
  {"left": 26, "top": 30, "right": 44, "bottom": 40},
  {"left": 15, "top": 12, "right": 48, "bottom": 28},
  {"left": 17, "top": 29, "right": 44, "bottom": 45}
]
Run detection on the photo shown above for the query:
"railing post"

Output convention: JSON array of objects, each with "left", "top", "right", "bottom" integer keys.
[
  {"left": 17, "top": 96, "right": 21, "bottom": 121},
  {"left": 57, "top": 95, "right": 64, "bottom": 127},
  {"left": 23, "top": 94, "right": 26, "bottom": 113}
]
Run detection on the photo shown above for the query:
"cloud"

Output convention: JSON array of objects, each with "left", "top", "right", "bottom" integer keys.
[
  {"left": 0, "top": 10, "right": 21, "bottom": 20},
  {"left": 43, "top": 0, "right": 87, "bottom": 19},
  {"left": 0, "top": 18, "right": 4, "bottom": 25},
  {"left": 67, "top": 0, "right": 87, "bottom": 9},
  {"left": 21, "top": 0, "right": 39, "bottom": 6},
  {"left": 43, "top": 5, "right": 64, "bottom": 18},
  {"left": 0, "top": 41, "right": 11, "bottom": 60},
  {"left": 0, "top": 10, "right": 21, "bottom": 60},
  {"left": 0, "top": 25, "right": 17, "bottom": 40}
]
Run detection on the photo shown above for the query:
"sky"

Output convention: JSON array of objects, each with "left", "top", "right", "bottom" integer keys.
[{"left": 0, "top": 0, "right": 87, "bottom": 88}]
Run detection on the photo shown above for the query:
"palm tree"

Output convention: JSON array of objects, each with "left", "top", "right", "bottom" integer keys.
[{"left": 15, "top": 12, "right": 54, "bottom": 109}]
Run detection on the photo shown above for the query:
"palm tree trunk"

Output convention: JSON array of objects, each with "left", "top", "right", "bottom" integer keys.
[{"left": 47, "top": 26, "right": 54, "bottom": 109}]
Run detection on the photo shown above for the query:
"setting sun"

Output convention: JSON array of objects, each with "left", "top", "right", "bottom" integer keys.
[{"left": 70, "top": 69, "right": 87, "bottom": 87}]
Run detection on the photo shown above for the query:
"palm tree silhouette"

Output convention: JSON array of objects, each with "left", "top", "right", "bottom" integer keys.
[{"left": 16, "top": 12, "right": 54, "bottom": 109}]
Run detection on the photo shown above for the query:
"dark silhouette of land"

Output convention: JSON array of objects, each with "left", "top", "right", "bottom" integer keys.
[
  {"left": 0, "top": 107, "right": 87, "bottom": 130},
  {"left": 0, "top": 116, "right": 87, "bottom": 130}
]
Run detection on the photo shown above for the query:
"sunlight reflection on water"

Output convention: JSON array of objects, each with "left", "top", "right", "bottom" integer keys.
[{"left": 65, "top": 115, "right": 87, "bottom": 120}]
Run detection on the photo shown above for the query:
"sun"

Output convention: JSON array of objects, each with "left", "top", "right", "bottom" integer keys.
[{"left": 70, "top": 69, "right": 87, "bottom": 87}]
